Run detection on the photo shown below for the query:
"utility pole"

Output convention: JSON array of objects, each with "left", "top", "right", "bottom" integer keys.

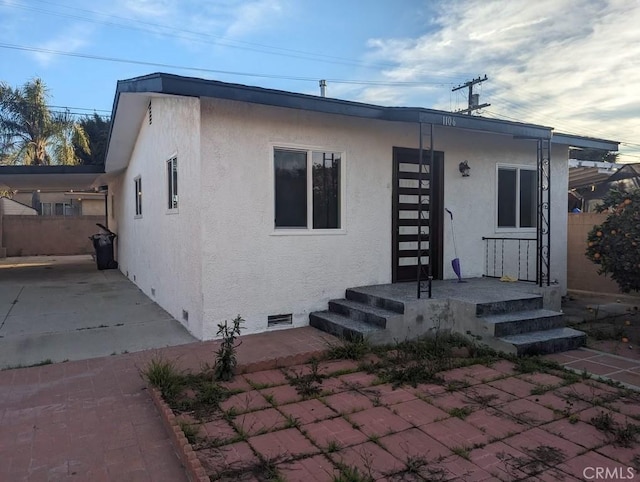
[{"left": 452, "top": 75, "right": 490, "bottom": 115}]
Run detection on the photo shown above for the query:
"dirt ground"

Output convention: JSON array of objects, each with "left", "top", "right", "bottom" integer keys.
[{"left": 563, "top": 291, "right": 640, "bottom": 360}]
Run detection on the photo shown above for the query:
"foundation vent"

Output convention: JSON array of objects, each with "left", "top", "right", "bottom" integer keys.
[{"left": 268, "top": 313, "right": 292, "bottom": 327}]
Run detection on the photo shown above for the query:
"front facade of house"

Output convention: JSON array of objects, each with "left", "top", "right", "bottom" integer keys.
[{"left": 104, "top": 74, "right": 617, "bottom": 340}]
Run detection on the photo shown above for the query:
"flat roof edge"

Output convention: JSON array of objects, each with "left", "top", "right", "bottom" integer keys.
[{"left": 552, "top": 133, "right": 619, "bottom": 151}]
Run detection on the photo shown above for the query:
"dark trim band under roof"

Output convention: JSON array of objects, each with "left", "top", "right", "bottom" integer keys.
[{"left": 114, "top": 73, "right": 555, "bottom": 139}]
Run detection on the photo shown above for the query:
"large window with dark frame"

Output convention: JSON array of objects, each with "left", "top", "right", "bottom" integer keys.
[
  {"left": 167, "top": 156, "right": 178, "bottom": 210},
  {"left": 497, "top": 166, "right": 536, "bottom": 229},
  {"left": 274, "top": 148, "right": 341, "bottom": 230},
  {"left": 134, "top": 176, "right": 142, "bottom": 216}
]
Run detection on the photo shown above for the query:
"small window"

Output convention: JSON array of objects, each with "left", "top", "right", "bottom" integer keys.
[
  {"left": 497, "top": 166, "right": 536, "bottom": 229},
  {"left": 134, "top": 177, "right": 142, "bottom": 216},
  {"left": 167, "top": 157, "right": 178, "bottom": 210},
  {"left": 274, "top": 148, "right": 342, "bottom": 230}
]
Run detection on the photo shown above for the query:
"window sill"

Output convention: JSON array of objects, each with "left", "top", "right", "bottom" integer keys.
[
  {"left": 134, "top": 214, "right": 143, "bottom": 219},
  {"left": 270, "top": 229, "right": 347, "bottom": 236},
  {"left": 495, "top": 227, "right": 536, "bottom": 235},
  {"left": 166, "top": 209, "right": 179, "bottom": 215}
]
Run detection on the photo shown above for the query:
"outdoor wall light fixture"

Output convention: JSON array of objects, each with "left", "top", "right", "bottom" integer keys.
[{"left": 459, "top": 160, "right": 470, "bottom": 177}]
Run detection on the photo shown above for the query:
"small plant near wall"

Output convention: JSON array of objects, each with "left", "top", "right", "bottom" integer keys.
[
  {"left": 586, "top": 189, "right": 640, "bottom": 293},
  {"left": 214, "top": 315, "right": 244, "bottom": 382}
]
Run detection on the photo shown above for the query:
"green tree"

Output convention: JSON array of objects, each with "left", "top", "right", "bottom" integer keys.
[
  {"left": 73, "top": 113, "right": 110, "bottom": 166},
  {"left": 586, "top": 189, "right": 640, "bottom": 292},
  {"left": 0, "top": 78, "right": 86, "bottom": 165},
  {"left": 571, "top": 148, "right": 619, "bottom": 163}
]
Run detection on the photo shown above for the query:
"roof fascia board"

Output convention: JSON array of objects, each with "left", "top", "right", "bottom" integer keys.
[
  {"left": 552, "top": 133, "right": 618, "bottom": 151},
  {"left": 116, "top": 73, "right": 554, "bottom": 138},
  {"left": 0, "top": 165, "right": 104, "bottom": 175}
]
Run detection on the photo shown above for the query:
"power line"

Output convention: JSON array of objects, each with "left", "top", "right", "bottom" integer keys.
[
  {"left": 0, "top": 42, "right": 452, "bottom": 87},
  {"left": 48, "top": 105, "right": 111, "bottom": 113},
  {"left": 4, "top": 0, "right": 472, "bottom": 81}
]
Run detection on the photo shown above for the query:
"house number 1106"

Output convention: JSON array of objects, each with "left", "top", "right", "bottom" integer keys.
[{"left": 442, "top": 116, "right": 456, "bottom": 126}]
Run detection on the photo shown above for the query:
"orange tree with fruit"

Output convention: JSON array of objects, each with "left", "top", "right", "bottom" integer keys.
[{"left": 586, "top": 189, "right": 640, "bottom": 292}]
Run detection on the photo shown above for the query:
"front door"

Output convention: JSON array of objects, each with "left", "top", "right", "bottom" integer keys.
[{"left": 392, "top": 147, "right": 444, "bottom": 282}]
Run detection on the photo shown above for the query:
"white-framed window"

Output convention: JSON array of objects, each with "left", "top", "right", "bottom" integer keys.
[
  {"left": 134, "top": 176, "right": 142, "bottom": 217},
  {"left": 497, "top": 165, "right": 537, "bottom": 229},
  {"left": 167, "top": 156, "right": 178, "bottom": 210},
  {"left": 274, "top": 147, "right": 342, "bottom": 230},
  {"left": 41, "top": 202, "right": 75, "bottom": 216}
]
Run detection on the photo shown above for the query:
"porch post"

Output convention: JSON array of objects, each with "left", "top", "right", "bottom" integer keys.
[
  {"left": 537, "top": 138, "right": 551, "bottom": 286},
  {"left": 416, "top": 121, "right": 433, "bottom": 299},
  {"left": 0, "top": 201, "right": 5, "bottom": 258}
]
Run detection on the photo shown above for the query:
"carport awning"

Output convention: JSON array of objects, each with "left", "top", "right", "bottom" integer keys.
[{"left": 0, "top": 165, "right": 104, "bottom": 191}]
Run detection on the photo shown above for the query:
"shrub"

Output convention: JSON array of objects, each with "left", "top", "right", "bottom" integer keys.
[{"left": 586, "top": 189, "right": 640, "bottom": 293}]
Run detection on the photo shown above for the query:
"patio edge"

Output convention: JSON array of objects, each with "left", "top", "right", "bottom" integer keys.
[{"left": 147, "top": 349, "right": 328, "bottom": 481}]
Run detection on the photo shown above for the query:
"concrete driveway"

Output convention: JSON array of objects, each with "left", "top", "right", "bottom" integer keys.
[{"left": 0, "top": 255, "right": 196, "bottom": 369}]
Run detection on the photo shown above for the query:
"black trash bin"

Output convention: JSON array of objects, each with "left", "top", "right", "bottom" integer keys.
[{"left": 90, "top": 223, "right": 118, "bottom": 270}]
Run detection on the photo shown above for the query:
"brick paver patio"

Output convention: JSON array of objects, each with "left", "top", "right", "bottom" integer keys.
[{"left": 2, "top": 329, "right": 640, "bottom": 481}]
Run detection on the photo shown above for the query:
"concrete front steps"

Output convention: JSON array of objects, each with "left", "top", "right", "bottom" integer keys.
[
  {"left": 309, "top": 288, "right": 404, "bottom": 343},
  {"left": 310, "top": 284, "right": 586, "bottom": 355},
  {"left": 475, "top": 297, "right": 585, "bottom": 355}
]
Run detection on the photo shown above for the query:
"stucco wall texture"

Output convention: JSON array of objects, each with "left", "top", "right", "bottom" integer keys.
[
  {"left": 112, "top": 95, "right": 570, "bottom": 339},
  {"left": 2, "top": 215, "right": 104, "bottom": 256},
  {"left": 109, "top": 96, "right": 204, "bottom": 339}
]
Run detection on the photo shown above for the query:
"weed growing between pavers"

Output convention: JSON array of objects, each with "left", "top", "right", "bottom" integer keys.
[
  {"left": 497, "top": 445, "right": 566, "bottom": 478},
  {"left": 333, "top": 464, "right": 374, "bottom": 482},
  {"left": 590, "top": 409, "right": 640, "bottom": 447},
  {"left": 326, "top": 337, "right": 372, "bottom": 361},
  {"left": 399, "top": 455, "right": 447, "bottom": 482},
  {"left": 179, "top": 420, "right": 200, "bottom": 445},
  {"left": 284, "top": 358, "right": 324, "bottom": 398},
  {"left": 213, "top": 316, "right": 244, "bottom": 382}
]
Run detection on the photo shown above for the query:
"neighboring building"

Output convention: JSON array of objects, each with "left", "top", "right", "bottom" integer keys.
[
  {"left": 569, "top": 162, "right": 640, "bottom": 212},
  {"left": 104, "top": 73, "right": 618, "bottom": 340},
  {"left": 0, "top": 196, "right": 37, "bottom": 215},
  {"left": 11, "top": 191, "right": 106, "bottom": 216}
]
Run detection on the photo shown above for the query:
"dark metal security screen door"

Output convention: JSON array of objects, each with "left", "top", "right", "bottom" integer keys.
[{"left": 392, "top": 147, "right": 444, "bottom": 282}]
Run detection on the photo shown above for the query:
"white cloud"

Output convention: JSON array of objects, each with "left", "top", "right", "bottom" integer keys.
[
  {"left": 117, "top": 0, "right": 175, "bottom": 19},
  {"left": 224, "top": 0, "right": 284, "bottom": 38},
  {"left": 359, "top": 0, "right": 640, "bottom": 161},
  {"left": 33, "top": 24, "right": 92, "bottom": 66}
]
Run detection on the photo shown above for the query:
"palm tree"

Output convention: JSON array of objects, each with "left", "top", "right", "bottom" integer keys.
[{"left": 0, "top": 78, "right": 86, "bottom": 165}]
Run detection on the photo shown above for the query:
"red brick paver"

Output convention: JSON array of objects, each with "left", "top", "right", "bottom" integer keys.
[
  {"left": 277, "top": 454, "right": 338, "bottom": 482},
  {"left": 277, "top": 399, "right": 336, "bottom": 425},
  {"left": 303, "top": 416, "right": 367, "bottom": 449},
  {"left": 322, "top": 390, "right": 374, "bottom": 414},
  {"left": 420, "top": 417, "right": 489, "bottom": 450},
  {"left": 233, "top": 408, "right": 288, "bottom": 436},
  {"left": 243, "top": 369, "right": 288, "bottom": 388},
  {"left": 391, "top": 398, "right": 448, "bottom": 426},
  {"left": 333, "top": 441, "right": 404, "bottom": 479},
  {"left": 379, "top": 427, "right": 452, "bottom": 463},
  {"left": 347, "top": 406, "right": 412, "bottom": 437},
  {"left": 248, "top": 428, "right": 317, "bottom": 461}
]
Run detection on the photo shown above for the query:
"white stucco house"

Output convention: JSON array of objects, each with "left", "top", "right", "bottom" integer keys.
[{"left": 103, "top": 73, "right": 618, "bottom": 344}]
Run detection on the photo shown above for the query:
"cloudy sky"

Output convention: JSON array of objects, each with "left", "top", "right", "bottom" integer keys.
[{"left": 1, "top": 0, "right": 638, "bottom": 161}]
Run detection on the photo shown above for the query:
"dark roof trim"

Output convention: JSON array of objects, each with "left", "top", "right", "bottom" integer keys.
[
  {"left": 552, "top": 133, "right": 618, "bottom": 151},
  {"left": 112, "top": 72, "right": 555, "bottom": 139},
  {"left": 0, "top": 165, "right": 104, "bottom": 175}
]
